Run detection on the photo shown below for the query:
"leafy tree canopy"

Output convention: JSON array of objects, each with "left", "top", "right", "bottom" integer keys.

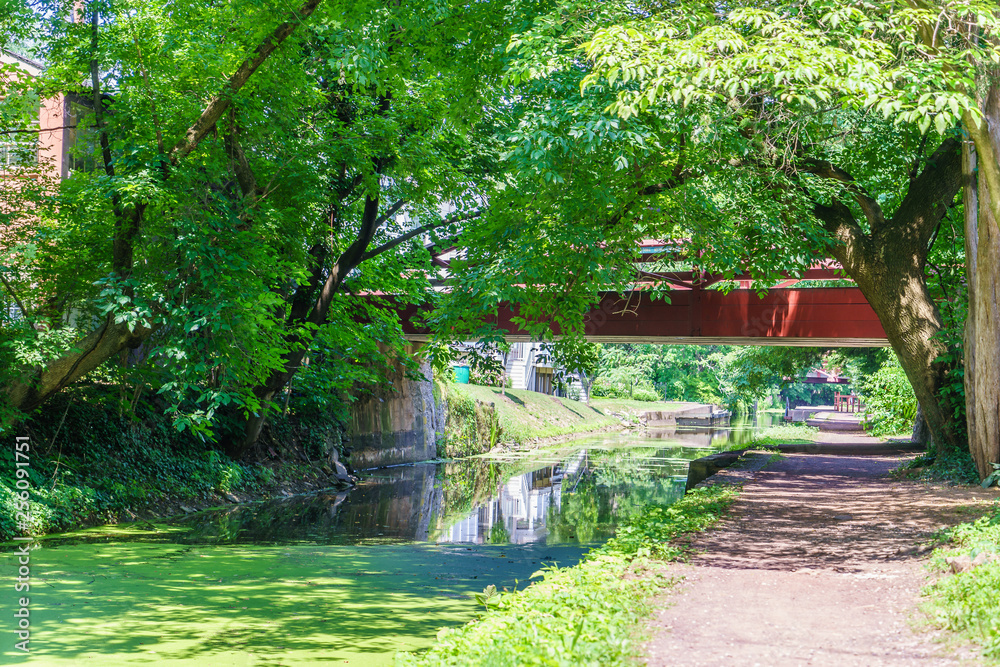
[{"left": 1, "top": 0, "right": 531, "bottom": 441}]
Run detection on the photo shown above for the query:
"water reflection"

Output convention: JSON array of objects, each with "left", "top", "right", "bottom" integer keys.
[
  {"left": 647, "top": 412, "right": 781, "bottom": 448},
  {"left": 437, "top": 452, "right": 584, "bottom": 545},
  {"left": 28, "top": 419, "right": 781, "bottom": 552},
  {"left": 33, "top": 435, "right": 717, "bottom": 550},
  {"left": 433, "top": 443, "right": 704, "bottom": 546}
]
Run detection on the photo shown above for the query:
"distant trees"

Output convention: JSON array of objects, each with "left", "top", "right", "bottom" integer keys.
[{"left": 584, "top": 343, "right": 886, "bottom": 414}]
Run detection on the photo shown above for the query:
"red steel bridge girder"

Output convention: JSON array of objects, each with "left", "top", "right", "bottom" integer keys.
[{"left": 398, "top": 287, "right": 889, "bottom": 347}]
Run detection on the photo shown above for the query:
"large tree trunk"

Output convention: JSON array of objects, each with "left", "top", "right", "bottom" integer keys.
[
  {"left": 963, "top": 79, "right": 1000, "bottom": 480},
  {"left": 848, "top": 253, "right": 960, "bottom": 453},
  {"left": 812, "top": 138, "right": 965, "bottom": 454},
  {"left": 5, "top": 317, "right": 154, "bottom": 414}
]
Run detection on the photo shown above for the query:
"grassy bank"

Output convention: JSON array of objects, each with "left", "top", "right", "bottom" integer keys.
[
  {"left": 923, "top": 503, "right": 1000, "bottom": 660},
  {"left": 715, "top": 423, "right": 819, "bottom": 452},
  {"left": 397, "top": 482, "right": 740, "bottom": 666},
  {"left": 442, "top": 384, "right": 620, "bottom": 456},
  {"left": 589, "top": 398, "right": 690, "bottom": 415},
  {"left": 442, "top": 384, "right": 709, "bottom": 458},
  {"left": 747, "top": 423, "right": 818, "bottom": 448}
]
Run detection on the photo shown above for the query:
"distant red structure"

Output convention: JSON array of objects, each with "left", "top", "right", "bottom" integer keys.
[
  {"left": 835, "top": 391, "right": 862, "bottom": 412},
  {"left": 396, "top": 287, "right": 888, "bottom": 347}
]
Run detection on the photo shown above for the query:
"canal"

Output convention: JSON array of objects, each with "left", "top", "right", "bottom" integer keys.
[{"left": 1, "top": 422, "right": 770, "bottom": 665}]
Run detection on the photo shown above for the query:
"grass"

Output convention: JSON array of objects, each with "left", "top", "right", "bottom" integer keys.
[
  {"left": 397, "top": 483, "right": 741, "bottom": 667},
  {"left": 719, "top": 423, "right": 819, "bottom": 451},
  {"left": 443, "top": 385, "right": 710, "bottom": 454},
  {"left": 589, "top": 398, "right": 691, "bottom": 414},
  {"left": 447, "top": 384, "right": 619, "bottom": 447},
  {"left": 922, "top": 503, "right": 1000, "bottom": 660}
]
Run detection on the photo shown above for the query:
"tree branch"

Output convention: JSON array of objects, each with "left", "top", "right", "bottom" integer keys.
[
  {"left": 286, "top": 244, "right": 329, "bottom": 323},
  {"left": 91, "top": 7, "right": 145, "bottom": 280},
  {"left": 372, "top": 198, "right": 408, "bottom": 228},
  {"left": 169, "top": 0, "right": 324, "bottom": 166},
  {"left": 602, "top": 171, "right": 691, "bottom": 229},
  {"left": 798, "top": 158, "right": 885, "bottom": 229},
  {"left": 359, "top": 210, "right": 481, "bottom": 262},
  {"left": 90, "top": 10, "right": 116, "bottom": 185},
  {"left": 0, "top": 273, "right": 30, "bottom": 321},
  {"left": 888, "top": 137, "right": 962, "bottom": 252},
  {"left": 223, "top": 117, "right": 260, "bottom": 208},
  {"left": 0, "top": 126, "right": 78, "bottom": 135},
  {"left": 811, "top": 198, "right": 868, "bottom": 276},
  {"left": 637, "top": 174, "right": 688, "bottom": 197}
]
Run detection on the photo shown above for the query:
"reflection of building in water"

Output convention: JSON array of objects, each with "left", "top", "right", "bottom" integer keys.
[{"left": 438, "top": 451, "right": 588, "bottom": 545}]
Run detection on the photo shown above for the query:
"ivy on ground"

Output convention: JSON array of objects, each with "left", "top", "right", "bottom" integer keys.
[{"left": 0, "top": 394, "right": 330, "bottom": 540}]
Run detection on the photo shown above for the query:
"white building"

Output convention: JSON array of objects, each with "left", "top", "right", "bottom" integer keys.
[{"left": 496, "top": 341, "right": 588, "bottom": 400}]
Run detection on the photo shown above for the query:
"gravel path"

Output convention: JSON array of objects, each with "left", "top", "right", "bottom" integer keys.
[{"left": 645, "top": 435, "right": 998, "bottom": 666}]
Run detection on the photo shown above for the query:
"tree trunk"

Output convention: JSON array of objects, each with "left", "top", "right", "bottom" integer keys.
[
  {"left": 5, "top": 317, "right": 155, "bottom": 414},
  {"left": 963, "top": 80, "right": 1000, "bottom": 479},
  {"left": 846, "top": 254, "right": 959, "bottom": 454},
  {"left": 911, "top": 402, "right": 931, "bottom": 449},
  {"left": 813, "top": 138, "right": 965, "bottom": 454}
]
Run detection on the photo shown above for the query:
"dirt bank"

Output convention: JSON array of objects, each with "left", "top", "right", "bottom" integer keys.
[{"left": 646, "top": 434, "right": 998, "bottom": 666}]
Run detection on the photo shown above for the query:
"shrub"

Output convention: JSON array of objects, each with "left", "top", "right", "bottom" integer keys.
[
  {"left": 0, "top": 394, "right": 288, "bottom": 539},
  {"left": 862, "top": 356, "right": 917, "bottom": 436},
  {"left": 924, "top": 505, "right": 1000, "bottom": 659},
  {"left": 630, "top": 388, "right": 661, "bottom": 402},
  {"left": 591, "top": 367, "right": 656, "bottom": 399},
  {"left": 442, "top": 389, "right": 505, "bottom": 457}
]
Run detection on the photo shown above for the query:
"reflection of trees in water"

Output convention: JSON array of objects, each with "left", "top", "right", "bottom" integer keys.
[
  {"left": 587, "top": 447, "right": 691, "bottom": 488},
  {"left": 171, "top": 463, "right": 445, "bottom": 544},
  {"left": 547, "top": 475, "right": 604, "bottom": 543},
  {"left": 548, "top": 447, "right": 691, "bottom": 543},
  {"left": 431, "top": 458, "right": 514, "bottom": 537},
  {"left": 157, "top": 444, "right": 695, "bottom": 547},
  {"left": 170, "top": 490, "right": 352, "bottom": 544},
  {"left": 432, "top": 446, "right": 691, "bottom": 546},
  {"left": 546, "top": 471, "right": 685, "bottom": 544}
]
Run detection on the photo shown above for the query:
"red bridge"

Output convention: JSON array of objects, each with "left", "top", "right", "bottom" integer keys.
[
  {"left": 397, "top": 247, "right": 889, "bottom": 347},
  {"left": 398, "top": 287, "right": 888, "bottom": 347}
]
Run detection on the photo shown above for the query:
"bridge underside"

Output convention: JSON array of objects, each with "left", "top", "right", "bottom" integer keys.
[
  {"left": 400, "top": 287, "right": 890, "bottom": 347},
  {"left": 464, "top": 335, "right": 891, "bottom": 347}
]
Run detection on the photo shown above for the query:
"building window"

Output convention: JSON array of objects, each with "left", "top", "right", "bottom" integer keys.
[
  {"left": 0, "top": 133, "right": 38, "bottom": 173},
  {"left": 64, "top": 99, "right": 98, "bottom": 174},
  {"left": 509, "top": 343, "right": 523, "bottom": 361}
]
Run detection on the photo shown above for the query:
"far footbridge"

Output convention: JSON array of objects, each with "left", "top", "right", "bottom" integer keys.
[{"left": 389, "top": 260, "right": 889, "bottom": 347}]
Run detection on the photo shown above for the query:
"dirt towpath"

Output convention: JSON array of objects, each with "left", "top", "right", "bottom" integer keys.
[{"left": 645, "top": 434, "right": 998, "bottom": 666}]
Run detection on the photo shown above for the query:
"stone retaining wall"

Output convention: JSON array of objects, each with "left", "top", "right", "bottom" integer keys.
[{"left": 346, "top": 351, "right": 445, "bottom": 470}]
